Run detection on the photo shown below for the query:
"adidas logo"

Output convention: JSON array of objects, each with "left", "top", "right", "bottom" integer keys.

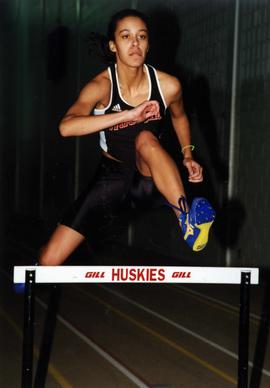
[{"left": 112, "top": 104, "right": 122, "bottom": 112}]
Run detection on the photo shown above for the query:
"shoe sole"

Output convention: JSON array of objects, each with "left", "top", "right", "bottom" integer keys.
[
  {"left": 193, "top": 221, "right": 214, "bottom": 251},
  {"left": 191, "top": 198, "right": 216, "bottom": 252}
]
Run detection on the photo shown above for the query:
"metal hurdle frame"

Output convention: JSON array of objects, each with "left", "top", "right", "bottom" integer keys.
[{"left": 14, "top": 266, "right": 259, "bottom": 388}]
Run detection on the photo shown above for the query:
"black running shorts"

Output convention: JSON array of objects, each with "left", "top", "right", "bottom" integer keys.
[{"left": 60, "top": 156, "right": 163, "bottom": 238}]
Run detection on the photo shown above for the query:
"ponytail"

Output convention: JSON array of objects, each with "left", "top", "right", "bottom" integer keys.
[{"left": 87, "top": 32, "right": 115, "bottom": 65}]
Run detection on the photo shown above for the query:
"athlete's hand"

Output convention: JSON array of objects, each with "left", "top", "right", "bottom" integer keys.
[
  {"left": 127, "top": 100, "right": 160, "bottom": 123},
  {"left": 183, "top": 157, "right": 203, "bottom": 183}
]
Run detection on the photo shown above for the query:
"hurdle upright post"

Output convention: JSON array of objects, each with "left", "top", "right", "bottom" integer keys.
[
  {"left": 238, "top": 271, "right": 250, "bottom": 388},
  {"left": 21, "top": 270, "right": 36, "bottom": 388}
]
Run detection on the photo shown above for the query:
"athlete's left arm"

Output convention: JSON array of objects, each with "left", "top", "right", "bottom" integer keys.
[{"left": 164, "top": 75, "right": 203, "bottom": 183}]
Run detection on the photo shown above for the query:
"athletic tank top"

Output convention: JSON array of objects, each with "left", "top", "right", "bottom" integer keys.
[{"left": 94, "top": 64, "right": 167, "bottom": 165}]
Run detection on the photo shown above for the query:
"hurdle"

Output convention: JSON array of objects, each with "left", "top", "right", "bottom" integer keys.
[{"left": 14, "top": 265, "right": 259, "bottom": 388}]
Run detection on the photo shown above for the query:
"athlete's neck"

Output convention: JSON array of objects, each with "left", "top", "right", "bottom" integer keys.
[{"left": 116, "top": 63, "right": 147, "bottom": 96}]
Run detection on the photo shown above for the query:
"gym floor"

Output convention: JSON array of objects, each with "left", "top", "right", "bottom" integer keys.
[{"left": 1, "top": 238, "right": 270, "bottom": 388}]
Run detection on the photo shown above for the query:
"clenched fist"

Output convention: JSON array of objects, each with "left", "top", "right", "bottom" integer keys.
[{"left": 126, "top": 100, "right": 160, "bottom": 123}]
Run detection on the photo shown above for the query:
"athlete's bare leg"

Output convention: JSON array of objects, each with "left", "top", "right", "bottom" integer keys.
[
  {"left": 135, "top": 130, "right": 185, "bottom": 217},
  {"left": 39, "top": 224, "right": 85, "bottom": 266}
]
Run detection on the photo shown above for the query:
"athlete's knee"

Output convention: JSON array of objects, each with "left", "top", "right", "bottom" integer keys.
[
  {"left": 39, "top": 244, "right": 57, "bottom": 266},
  {"left": 135, "top": 130, "right": 159, "bottom": 155}
]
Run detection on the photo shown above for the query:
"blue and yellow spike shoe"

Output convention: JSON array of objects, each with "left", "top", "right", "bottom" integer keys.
[
  {"left": 13, "top": 283, "right": 26, "bottom": 294},
  {"left": 178, "top": 196, "right": 216, "bottom": 251}
]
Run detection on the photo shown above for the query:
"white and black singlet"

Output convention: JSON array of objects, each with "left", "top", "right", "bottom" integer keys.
[
  {"left": 60, "top": 64, "right": 167, "bottom": 239},
  {"left": 94, "top": 64, "right": 167, "bottom": 165}
]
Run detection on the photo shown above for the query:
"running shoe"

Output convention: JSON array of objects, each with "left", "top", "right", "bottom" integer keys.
[
  {"left": 178, "top": 196, "right": 216, "bottom": 251},
  {"left": 13, "top": 283, "right": 26, "bottom": 294}
]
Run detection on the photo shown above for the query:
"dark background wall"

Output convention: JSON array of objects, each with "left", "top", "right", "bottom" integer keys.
[
  {"left": 233, "top": 1, "right": 270, "bottom": 267},
  {"left": 1, "top": 0, "right": 270, "bottom": 267}
]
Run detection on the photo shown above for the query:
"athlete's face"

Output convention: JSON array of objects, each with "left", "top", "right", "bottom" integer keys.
[{"left": 109, "top": 16, "right": 149, "bottom": 67}]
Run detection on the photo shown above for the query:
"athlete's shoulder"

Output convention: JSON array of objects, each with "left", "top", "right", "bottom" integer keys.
[
  {"left": 155, "top": 69, "right": 182, "bottom": 102},
  {"left": 85, "top": 68, "right": 111, "bottom": 91},
  {"left": 78, "top": 68, "right": 111, "bottom": 102},
  {"left": 156, "top": 69, "right": 182, "bottom": 94}
]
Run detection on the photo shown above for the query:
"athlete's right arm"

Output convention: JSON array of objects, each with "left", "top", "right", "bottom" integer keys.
[{"left": 59, "top": 76, "right": 160, "bottom": 137}]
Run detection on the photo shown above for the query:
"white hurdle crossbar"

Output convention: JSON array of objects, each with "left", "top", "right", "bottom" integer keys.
[
  {"left": 14, "top": 266, "right": 259, "bottom": 388},
  {"left": 14, "top": 265, "right": 259, "bottom": 284}
]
